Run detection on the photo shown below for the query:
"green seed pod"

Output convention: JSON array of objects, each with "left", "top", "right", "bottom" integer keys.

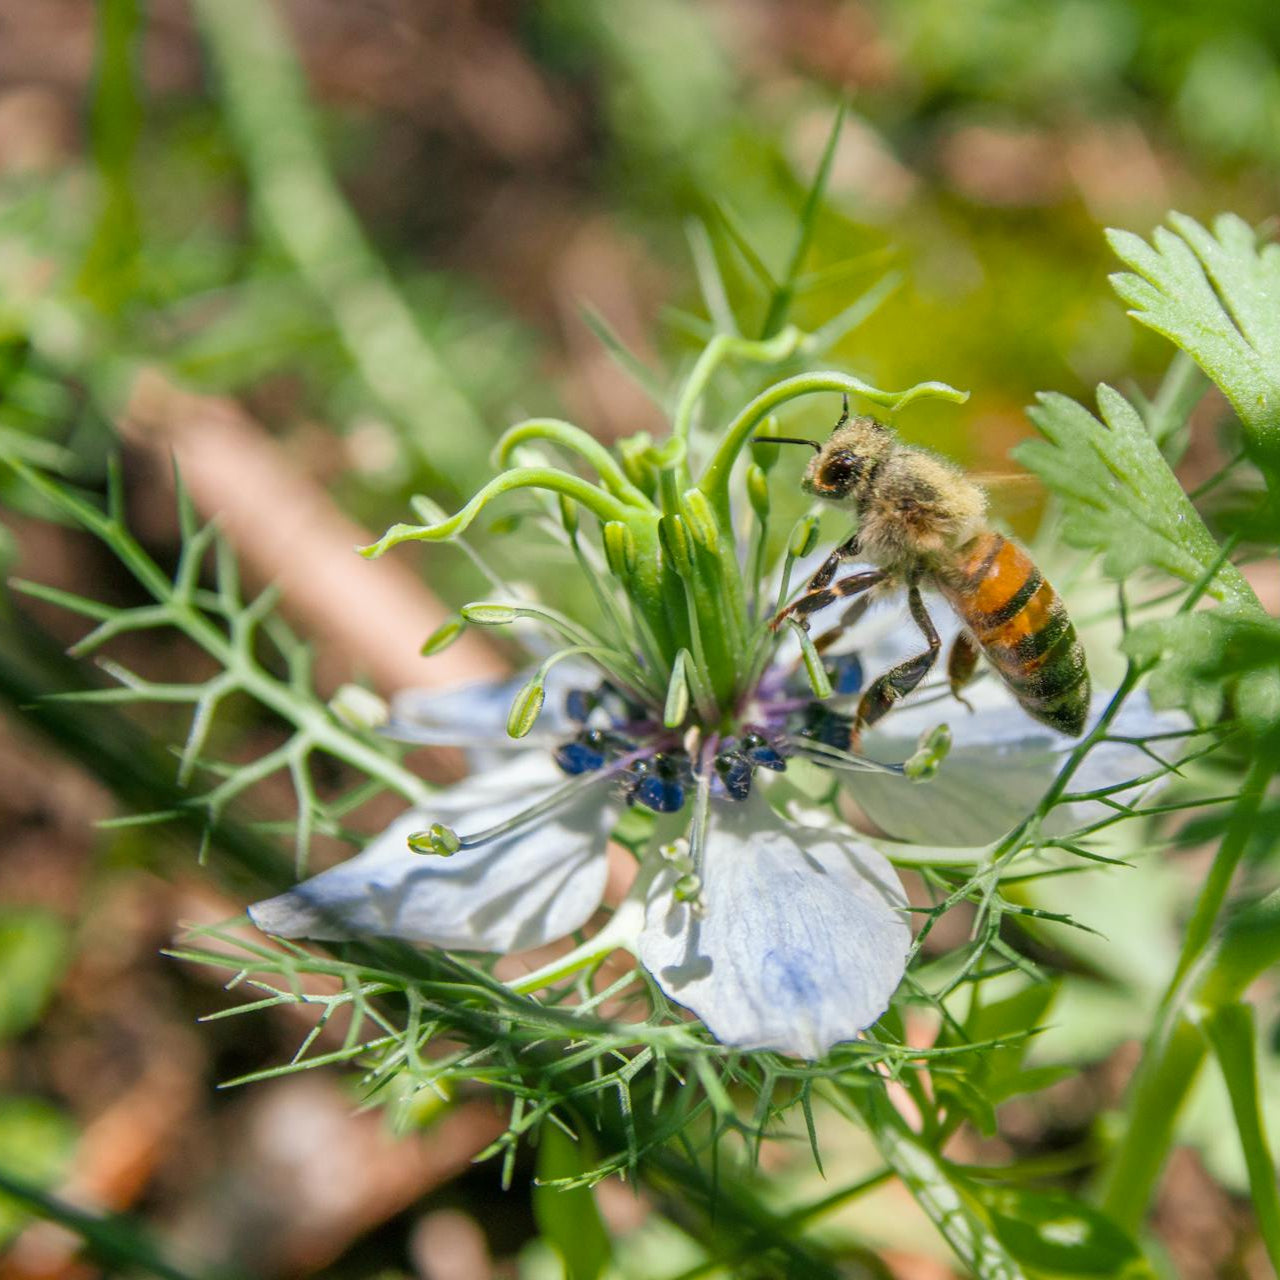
[
  {"left": 462, "top": 602, "right": 520, "bottom": 625},
  {"left": 409, "top": 822, "right": 461, "bottom": 856},
  {"left": 507, "top": 678, "right": 545, "bottom": 738},
  {"left": 750, "top": 417, "right": 782, "bottom": 472},
  {"left": 788, "top": 514, "right": 820, "bottom": 560},
  {"left": 602, "top": 521, "right": 637, "bottom": 578},
  {"left": 679, "top": 489, "right": 721, "bottom": 553},
  {"left": 421, "top": 614, "right": 466, "bottom": 656},
  {"left": 747, "top": 463, "right": 770, "bottom": 523},
  {"left": 619, "top": 432, "right": 656, "bottom": 496},
  {"left": 558, "top": 494, "right": 579, "bottom": 538},
  {"left": 658, "top": 514, "right": 696, "bottom": 578},
  {"left": 904, "top": 723, "right": 953, "bottom": 781}
]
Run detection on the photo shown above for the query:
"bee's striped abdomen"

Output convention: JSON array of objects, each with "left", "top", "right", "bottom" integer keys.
[{"left": 941, "top": 532, "right": 1090, "bottom": 736}]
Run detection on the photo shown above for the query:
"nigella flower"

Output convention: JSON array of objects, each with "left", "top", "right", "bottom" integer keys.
[
  {"left": 251, "top": 668, "right": 914, "bottom": 1060},
  {"left": 248, "top": 363, "right": 1181, "bottom": 1059}
]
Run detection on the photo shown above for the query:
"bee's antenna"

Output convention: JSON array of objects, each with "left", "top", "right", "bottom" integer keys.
[
  {"left": 835, "top": 393, "right": 850, "bottom": 428},
  {"left": 757, "top": 436, "right": 821, "bottom": 451}
]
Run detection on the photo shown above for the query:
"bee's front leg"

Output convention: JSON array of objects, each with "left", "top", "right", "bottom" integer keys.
[
  {"left": 770, "top": 568, "right": 885, "bottom": 632},
  {"left": 854, "top": 583, "right": 940, "bottom": 728},
  {"left": 807, "top": 532, "right": 861, "bottom": 592}
]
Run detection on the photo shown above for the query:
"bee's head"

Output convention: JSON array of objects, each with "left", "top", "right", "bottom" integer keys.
[
  {"left": 755, "top": 402, "right": 896, "bottom": 503},
  {"left": 801, "top": 412, "right": 894, "bottom": 503}
]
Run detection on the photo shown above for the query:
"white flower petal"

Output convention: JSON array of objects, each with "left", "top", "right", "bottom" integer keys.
[
  {"left": 848, "top": 689, "right": 1190, "bottom": 847},
  {"left": 638, "top": 791, "right": 910, "bottom": 1059},
  {"left": 250, "top": 753, "right": 615, "bottom": 951}
]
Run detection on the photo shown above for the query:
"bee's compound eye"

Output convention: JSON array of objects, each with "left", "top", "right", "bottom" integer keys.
[{"left": 820, "top": 452, "right": 860, "bottom": 490}]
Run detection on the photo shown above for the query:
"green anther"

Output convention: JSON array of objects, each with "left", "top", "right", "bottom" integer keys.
[
  {"left": 409, "top": 822, "right": 461, "bottom": 856},
  {"left": 904, "top": 723, "right": 953, "bottom": 781},
  {"left": 788, "top": 618, "right": 834, "bottom": 699},
  {"left": 328, "top": 683, "right": 389, "bottom": 731},
  {"left": 664, "top": 650, "right": 691, "bottom": 729},
  {"left": 602, "top": 521, "right": 637, "bottom": 578},
  {"left": 789, "top": 514, "right": 820, "bottom": 559},
  {"left": 658, "top": 514, "right": 697, "bottom": 578},
  {"left": 680, "top": 489, "right": 721, "bottom": 553},
  {"left": 747, "top": 463, "right": 770, "bottom": 522},
  {"left": 462, "top": 602, "right": 520, "bottom": 625},
  {"left": 673, "top": 872, "right": 703, "bottom": 902},
  {"left": 558, "top": 494, "right": 579, "bottom": 537},
  {"left": 507, "top": 679, "right": 545, "bottom": 738},
  {"left": 421, "top": 614, "right": 466, "bottom": 656}
]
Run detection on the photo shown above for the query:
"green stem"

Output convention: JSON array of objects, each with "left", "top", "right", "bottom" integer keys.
[
  {"left": 1169, "top": 754, "right": 1274, "bottom": 988},
  {"left": 1096, "top": 757, "right": 1276, "bottom": 1229},
  {"left": 360, "top": 468, "right": 632, "bottom": 558},
  {"left": 1101, "top": 1009, "right": 1207, "bottom": 1230},
  {"left": 697, "top": 371, "right": 966, "bottom": 514},
  {"left": 671, "top": 327, "right": 805, "bottom": 446},
  {"left": 495, "top": 419, "right": 656, "bottom": 510},
  {"left": 192, "top": 0, "right": 489, "bottom": 493},
  {"left": 824, "top": 1081, "right": 1028, "bottom": 1279},
  {"left": 507, "top": 871, "right": 654, "bottom": 996}
]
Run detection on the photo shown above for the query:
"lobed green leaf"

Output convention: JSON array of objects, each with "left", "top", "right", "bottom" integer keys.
[
  {"left": 1108, "top": 213, "right": 1280, "bottom": 455},
  {"left": 1016, "top": 384, "right": 1256, "bottom": 608}
]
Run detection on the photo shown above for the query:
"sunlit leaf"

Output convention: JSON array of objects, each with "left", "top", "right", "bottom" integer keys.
[{"left": 971, "top": 1185, "right": 1153, "bottom": 1278}]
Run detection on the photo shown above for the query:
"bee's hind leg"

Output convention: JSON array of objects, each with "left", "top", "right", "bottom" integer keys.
[
  {"left": 771, "top": 565, "right": 884, "bottom": 632},
  {"left": 946, "top": 632, "right": 980, "bottom": 712},
  {"left": 855, "top": 583, "right": 940, "bottom": 730}
]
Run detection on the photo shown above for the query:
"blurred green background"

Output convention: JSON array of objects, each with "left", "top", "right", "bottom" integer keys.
[{"left": 1, "top": 2, "right": 1277, "bottom": 1277}]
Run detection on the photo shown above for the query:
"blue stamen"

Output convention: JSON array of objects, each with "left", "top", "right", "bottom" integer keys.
[
  {"left": 741, "top": 730, "right": 787, "bottom": 771},
  {"left": 624, "top": 751, "right": 692, "bottom": 813},
  {"left": 714, "top": 750, "right": 753, "bottom": 801},
  {"left": 565, "top": 687, "right": 598, "bottom": 723},
  {"left": 554, "top": 726, "right": 635, "bottom": 776},
  {"left": 555, "top": 737, "right": 607, "bottom": 774}
]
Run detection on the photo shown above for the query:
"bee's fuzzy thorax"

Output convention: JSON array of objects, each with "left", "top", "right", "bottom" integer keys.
[{"left": 802, "top": 419, "right": 987, "bottom": 573}]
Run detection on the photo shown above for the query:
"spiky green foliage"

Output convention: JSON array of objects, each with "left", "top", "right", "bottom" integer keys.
[{"left": 8, "top": 459, "right": 432, "bottom": 873}]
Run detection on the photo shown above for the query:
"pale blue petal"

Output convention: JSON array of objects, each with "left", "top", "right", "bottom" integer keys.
[
  {"left": 384, "top": 659, "right": 598, "bottom": 750},
  {"left": 638, "top": 792, "right": 909, "bottom": 1059},
  {"left": 848, "top": 689, "right": 1191, "bottom": 847},
  {"left": 250, "top": 754, "right": 615, "bottom": 951}
]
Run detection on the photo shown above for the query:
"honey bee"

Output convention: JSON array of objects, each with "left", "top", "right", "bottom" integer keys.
[{"left": 765, "top": 400, "right": 1090, "bottom": 738}]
